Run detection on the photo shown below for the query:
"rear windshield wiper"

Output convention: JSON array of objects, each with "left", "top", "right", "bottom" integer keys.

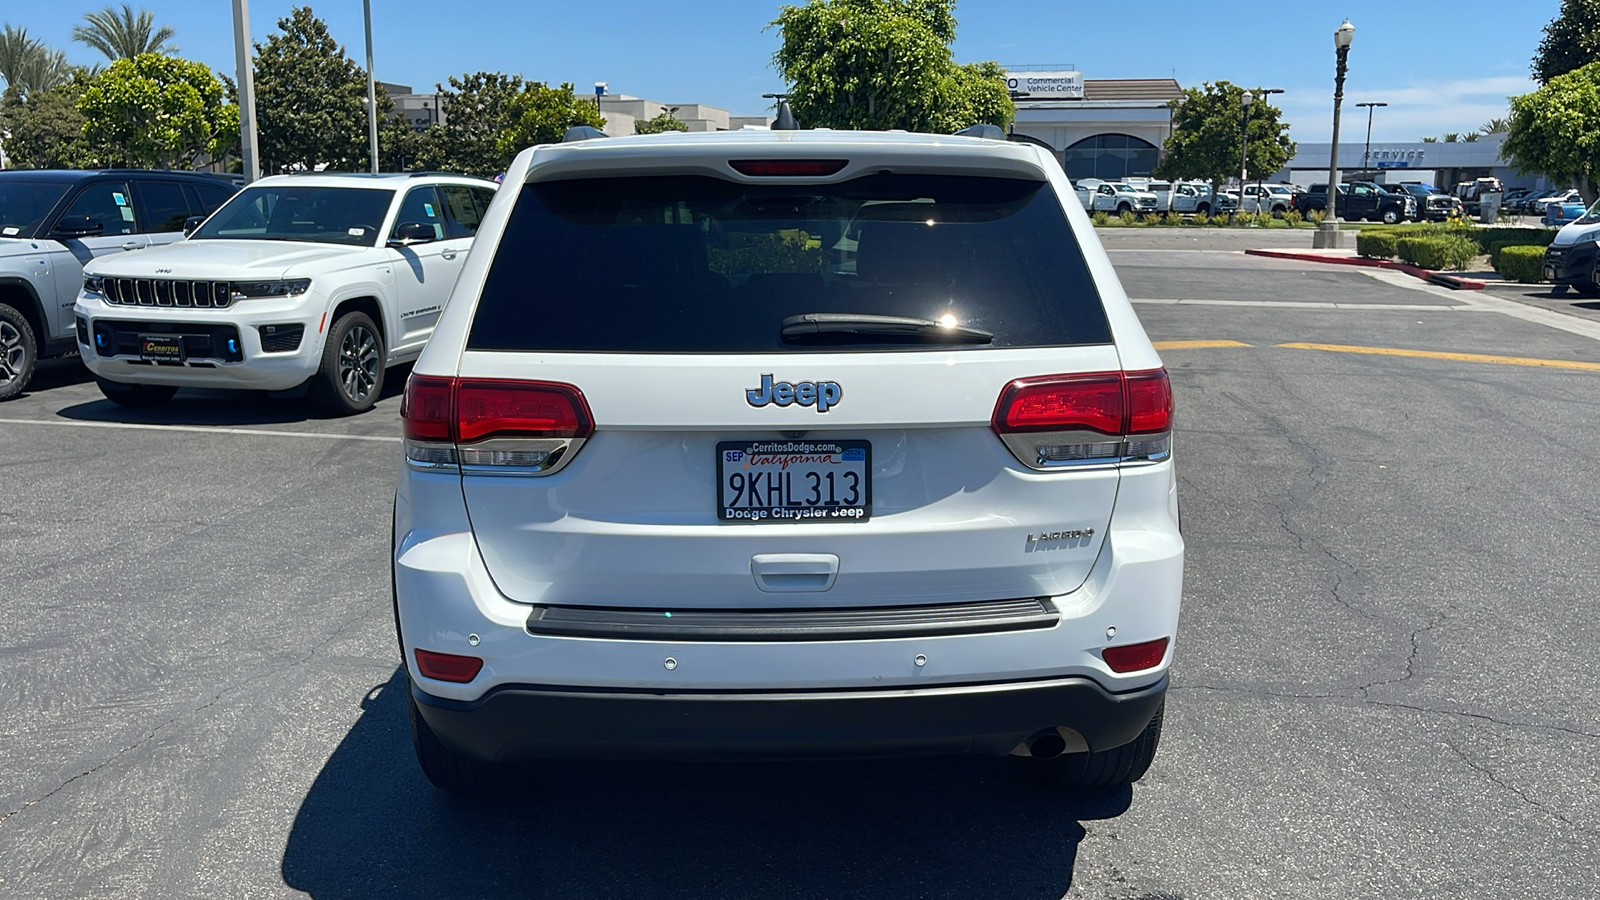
[{"left": 780, "top": 313, "right": 994, "bottom": 345}]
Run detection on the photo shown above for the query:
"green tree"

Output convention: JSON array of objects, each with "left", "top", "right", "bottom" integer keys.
[
  {"left": 1503, "top": 60, "right": 1600, "bottom": 205},
  {"left": 252, "top": 7, "right": 407, "bottom": 173},
  {"left": 1481, "top": 117, "right": 1511, "bottom": 134},
  {"left": 0, "top": 77, "right": 95, "bottom": 168},
  {"left": 411, "top": 71, "right": 527, "bottom": 176},
  {"left": 1154, "top": 81, "right": 1295, "bottom": 205},
  {"left": 496, "top": 81, "right": 604, "bottom": 158},
  {"left": 71, "top": 4, "right": 177, "bottom": 61},
  {"left": 635, "top": 106, "right": 688, "bottom": 134},
  {"left": 1533, "top": 0, "right": 1600, "bottom": 84},
  {"left": 77, "top": 52, "right": 236, "bottom": 168},
  {"left": 770, "top": 0, "right": 1011, "bottom": 132}
]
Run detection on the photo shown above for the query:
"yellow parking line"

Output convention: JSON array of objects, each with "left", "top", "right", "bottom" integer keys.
[
  {"left": 1152, "top": 340, "right": 1253, "bottom": 350},
  {"left": 1278, "top": 342, "right": 1600, "bottom": 372}
]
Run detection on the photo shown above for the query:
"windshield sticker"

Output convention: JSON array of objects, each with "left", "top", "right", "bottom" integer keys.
[
  {"left": 423, "top": 202, "right": 435, "bottom": 217},
  {"left": 120, "top": 206, "right": 136, "bottom": 221},
  {"left": 348, "top": 227, "right": 366, "bottom": 236},
  {"left": 112, "top": 192, "right": 127, "bottom": 205},
  {"left": 1, "top": 226, "right": 18, "bottom": 236}
]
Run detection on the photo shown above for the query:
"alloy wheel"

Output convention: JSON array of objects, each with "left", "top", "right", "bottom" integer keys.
[
  {"left": 0, "top": 320, "right": 24, "bottom": 385},
  {"left": 338, "top": 323, "right": 380, "bottom": 403}
]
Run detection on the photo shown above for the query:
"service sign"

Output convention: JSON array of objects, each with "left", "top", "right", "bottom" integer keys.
[{"left": 1005, "top": 71, "right": 1084, "bottom": 100}]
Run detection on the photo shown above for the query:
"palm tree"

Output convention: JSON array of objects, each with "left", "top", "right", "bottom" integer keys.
[
  {"left": 0, "top": 24, "right": 43, "bottom": 88},
  {"left": 1480, "top": 117, "right": 1510, "bottom": 134},
  {"left": 0, "top": 25, "right": 74, "bottom": 95},
  {"left": 70, "top": 4, "right": 177, "bottom": 61}
]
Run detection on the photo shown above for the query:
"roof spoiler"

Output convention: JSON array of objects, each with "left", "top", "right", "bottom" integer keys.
[
  {"left": 953, "top": 123, "right": 1006, "bottom": 141},
  {"left": 562, "top": 126, "right": 608, "bottom": 143}
]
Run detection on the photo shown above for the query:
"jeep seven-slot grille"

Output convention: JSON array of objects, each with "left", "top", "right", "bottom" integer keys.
[{"left": 104, "top": 277, "right": 236, "bottom": 309}]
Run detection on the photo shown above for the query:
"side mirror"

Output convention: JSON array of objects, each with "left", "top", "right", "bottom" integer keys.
[
  {"left": 390, "top": 222, "right": 436, "bottom": 245},
  {"left": 52, "top": 215, "right": 104, "bottom": 238},
  {"left": 183, "top": 215, "right": 206, "bottom": 236}
]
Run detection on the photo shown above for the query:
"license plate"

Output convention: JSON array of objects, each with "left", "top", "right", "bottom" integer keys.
[
  {"left": 717, "top": 440, "right": 871, "bottom": 523},
  {"left": 139, "top": 334, "right": 183, "bottom": 362}
]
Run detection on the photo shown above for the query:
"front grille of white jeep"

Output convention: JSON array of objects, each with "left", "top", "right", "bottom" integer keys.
[{"left": 103, "top": 278, "right": 236, "bottom": 310}]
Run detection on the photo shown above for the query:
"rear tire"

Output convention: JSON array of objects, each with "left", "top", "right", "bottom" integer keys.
[
  {"left": 95, "top": 376, "right": 178, "bottom": 407},
  {"left": 1050, "top": 700, "right": 1164, "bottom": 789},
  {"left": 1196, "top": 203, "right": 1210, "bottom": 217},
  {"left": 410, "top": 695, "right": 499, "bottom": 795},
  {"left": 0, "top": 304, "right": 38, "bottom": 402},
  {"left": 309, "top": 310, "right": 384, "bottom": 416}
]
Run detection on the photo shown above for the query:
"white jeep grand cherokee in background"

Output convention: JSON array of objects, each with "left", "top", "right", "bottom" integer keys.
[
  {"left": 76, "top": 172, "right": 496, "bottom": 414},
  {"left": 394, "top": 126, "right": 1183, "bottom": 794}
]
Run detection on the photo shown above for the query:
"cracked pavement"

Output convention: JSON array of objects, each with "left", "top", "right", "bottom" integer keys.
[{"left": 1, "top": 231, "right": 1598, "bottom": 898}]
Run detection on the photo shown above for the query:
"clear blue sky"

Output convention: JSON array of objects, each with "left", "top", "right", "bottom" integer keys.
[{"left": 7, "top": 0, "right": 1560, "bottom": 143}]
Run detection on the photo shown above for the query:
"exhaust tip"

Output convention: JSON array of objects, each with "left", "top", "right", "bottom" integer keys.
[{"left": 1027, "top": 730, "right": 1068, "bottom": 760}]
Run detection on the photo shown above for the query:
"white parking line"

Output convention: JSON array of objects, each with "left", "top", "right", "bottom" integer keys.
[
  {"left": 1129, "top": 298, "right": 1480, "bottom": 312},
  {"left": 0, "top": 417, "right": 401, "bottom": 443}
]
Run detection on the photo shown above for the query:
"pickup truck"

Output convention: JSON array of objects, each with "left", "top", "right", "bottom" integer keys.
[
  {"left": 1295, "top": 181, "right": 1414, "bottom": 224},
  {"left": 1240, "top": 184, "right": 1296, "bottom": 216},
  {"left": 1167, "top": 182, "right": 1235, "bottom": 216},
  {"left": 1072, "top": 181, "right": 1161, "bottom": 215}
]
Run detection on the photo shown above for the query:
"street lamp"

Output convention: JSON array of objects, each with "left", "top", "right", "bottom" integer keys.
[
  {"left": 1240, "top": 87, "right": 1284, "bottom": 219},
  {"left": 1356, "top": 101, "right": 1387, "bottom": 177},
  {"left": 363, "top": 0, "right": 379, "bottom": 175},
  {"left": 1007, "top": 89, "right": 1029, "bottom": 138},
  {"left": 230, "top": 0, "right": 260, "bottom": 182},
  {"left": 1315, "top": 19, "right": 1355, "bottom": 248}
]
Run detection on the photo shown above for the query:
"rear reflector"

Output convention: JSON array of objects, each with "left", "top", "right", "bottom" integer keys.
[
  {"left": 728, "top": 159, "right": 849, "bottom": 177},
  {"left": 414, "top": 648, "right": 483, "bottom": 683},
  {"left": 1102, "top": 638, "right": 1169, "bottom": 673}
]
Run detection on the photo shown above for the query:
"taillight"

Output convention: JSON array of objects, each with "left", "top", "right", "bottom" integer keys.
[
  {"left": 401, "top": 375, "right": 593, "bottom": 474},
  {"left": 414, "top": 648, "right": 483, "bottom": 683},
  {"left": 728, "top": 159, "right": 849, "bottom": 177},
  {"left": 1102, "top": 637, "right": 1169, "bottom": 673},
  {"left": 992, "top": 368, "right": 1173, "bottom": 469},
  {"left": 455, "top": 379, "right": 592, "bottom": 442}
]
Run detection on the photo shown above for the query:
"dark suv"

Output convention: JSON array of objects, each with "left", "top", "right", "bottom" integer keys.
[
  {"left": 1295, "top": 181, "right": 1414, "bottom": 223},
  {"left": 0, "top": 169, "right": 238, "bottom": 400}
]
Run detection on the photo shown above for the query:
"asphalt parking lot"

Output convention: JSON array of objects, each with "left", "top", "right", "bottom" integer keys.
[{"left": 4, "top": 229, "right": 1599, "bottom": 898}]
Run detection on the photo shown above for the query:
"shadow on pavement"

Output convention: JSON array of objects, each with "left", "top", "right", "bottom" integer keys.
[
  {"left": 282, "top": 669, "right": 1132, "bottom": 899},
  {"left": 18, "top": 356, "right": 94, "bottom": 396},
  {"left": 51, "top": 364, "right": 409, "bottom": 427}
]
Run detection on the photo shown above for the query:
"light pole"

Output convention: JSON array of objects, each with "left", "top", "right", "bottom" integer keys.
[
  {"left": 362, "top": 0, "right": 378, "bottom": 175},
  {"left": 1315, "top": 19, "right": 1356, "bottom": 249},
  {"left": 1356, "top": 101, "right": 1387, "bottom": 177},
  {"left": 230, "top": 0, "right": 260, "bottom": 182},
  {"left": 1007, "top": 89, "right": 1029, "bottom": 139},
  {"left": 1240, "top": 88, "right": 1284, "bottom": 219}
]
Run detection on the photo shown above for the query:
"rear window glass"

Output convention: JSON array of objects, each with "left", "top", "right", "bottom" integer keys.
[{"left": 468, "top": 173, "right": 1110, "bottom": 353}]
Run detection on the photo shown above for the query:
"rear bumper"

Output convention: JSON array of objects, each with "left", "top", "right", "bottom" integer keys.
[{"left": 412, "top": 673, "right": 1169, "bottom": 762}]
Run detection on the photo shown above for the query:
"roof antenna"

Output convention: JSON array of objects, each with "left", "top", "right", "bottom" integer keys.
[{"left": 764, "top": 92, "right": 799, "bottom": 130}]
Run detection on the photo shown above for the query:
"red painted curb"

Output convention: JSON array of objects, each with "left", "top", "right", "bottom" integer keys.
[{"left": 1244, "top": 248, "right": 1487, "bottom": 291}]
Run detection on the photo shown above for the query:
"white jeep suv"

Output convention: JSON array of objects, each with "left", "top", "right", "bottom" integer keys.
[
  {"left": 394, "top": 126, "right": 1183, "bottom": 793},
  {"left": 76, "top": 172, "right": 496, "bottom": 414}
]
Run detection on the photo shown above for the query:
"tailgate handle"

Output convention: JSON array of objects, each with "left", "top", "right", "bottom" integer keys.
[{"left": 751, "top": 553, "right": 838, "bottom": 593}]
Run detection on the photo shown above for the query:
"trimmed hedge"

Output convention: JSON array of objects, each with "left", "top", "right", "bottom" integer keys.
[
  {"left": 1498, "top": 245, "right": 1547, "bottom": 283},
  {"left": 1358, "top": 223, "right": 1556, "bottom": 255},
  {"left": 1356, "top": 232, "right": 1398, "bottom": 259},
  {"left": 1395, "top": 235, "right": 1479, "bottom": 271},
  {"left": 1489, "top": 234, "right": 1559, "bottom": 272}
]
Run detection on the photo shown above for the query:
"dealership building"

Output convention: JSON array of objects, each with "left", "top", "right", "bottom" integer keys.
[
  {"left": 1272, "top": 133, "right": 1556, "bottom": 192},
  {"left": 1005, "top": 70, "right": 1182, "bottom": 181}
]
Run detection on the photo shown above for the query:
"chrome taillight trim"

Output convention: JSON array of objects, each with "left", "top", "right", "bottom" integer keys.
[
  {"left": 404, "top": 437, "right": 586, "bottom": 476},
  {"left": 999, "top": 430, "right": 1172, "bottom": 471}
]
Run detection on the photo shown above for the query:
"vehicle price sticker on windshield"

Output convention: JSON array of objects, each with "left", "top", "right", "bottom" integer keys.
[{"left": 716, "top": 440, "right": 871, "bottom": 523}]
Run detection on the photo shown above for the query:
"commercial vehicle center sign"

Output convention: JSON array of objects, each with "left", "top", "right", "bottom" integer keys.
[{"left": 1005, "top": 71, "right": 1085, "bottom": 100}]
